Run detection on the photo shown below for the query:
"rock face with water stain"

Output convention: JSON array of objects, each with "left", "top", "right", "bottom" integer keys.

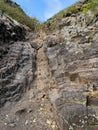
[
  {"left": 0, "top": 14, "right": 37, "bottom": 107},
  {"left": 44, "top": 11, "right": 98, "bottom": 130}
]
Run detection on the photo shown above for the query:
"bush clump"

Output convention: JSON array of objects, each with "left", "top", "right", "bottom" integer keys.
[{"left": 82, "top": 0, "right": 98, "bottom": 14}]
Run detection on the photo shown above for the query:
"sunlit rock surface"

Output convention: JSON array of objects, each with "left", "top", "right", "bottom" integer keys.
[{"left": 44, "top": 11, "right": 98, "bottom": 130}]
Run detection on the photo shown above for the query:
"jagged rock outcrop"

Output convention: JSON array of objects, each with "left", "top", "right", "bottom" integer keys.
[
  {"left": 0, "top": 12, "right": 26, "bottom": 42},
  {"left": 44, "top": 11, "right": 98, "bottom": 130},
  {"left": 0, "top": 13, "right": 37, "bottom": 107}
]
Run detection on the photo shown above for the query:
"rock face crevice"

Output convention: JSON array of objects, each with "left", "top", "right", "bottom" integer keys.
[{"left": 44, "top": 11, "right": 98, "bottom": 130}]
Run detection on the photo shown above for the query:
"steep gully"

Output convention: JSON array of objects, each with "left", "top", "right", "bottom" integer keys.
[
  {"left": 0, "top": 38, "right": 60, "bottom": 130},
  {"left": 0, "top": 13, "right": 59, "bottom": 130},
  {"left": 1, "top": 9, "right": 98, "bottom": 130}
]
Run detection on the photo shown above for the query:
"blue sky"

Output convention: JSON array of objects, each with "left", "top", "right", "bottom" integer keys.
[{"left": 13, "top": 0, "right": 78, "bottom": 21}]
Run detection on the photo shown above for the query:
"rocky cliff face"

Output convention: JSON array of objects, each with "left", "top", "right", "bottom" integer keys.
[
  {"left": 44, "top": 10, "right": 98, "bottom": 130},
  {"left": 1, "top": 1, "right": 98, "bottom": 130},
  {"left": 0, "top": 13, "right": 37, "bottom": 107}
]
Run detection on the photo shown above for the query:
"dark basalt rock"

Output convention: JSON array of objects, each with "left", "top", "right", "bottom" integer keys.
[
  {"left": 0, "top": 41, "right": 37, "bottom": 107},
  {"left": 44, "top": 11, "right": 98, "bottom": 130},
  {"left": 0, "top": 14, "right": 37, "bottom": 107},
  {"left": 30, "top": 42, "right": 43, "bottom": 50},
  {"left": 63, "top": 12, "right": 72, "bottom": 17}
]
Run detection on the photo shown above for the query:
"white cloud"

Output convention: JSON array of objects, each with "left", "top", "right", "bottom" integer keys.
[{"left": 43, "top": 0, "right": 63, "bottom": 20}]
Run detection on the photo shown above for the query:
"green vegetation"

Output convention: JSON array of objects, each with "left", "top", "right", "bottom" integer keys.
[
  {"left": 66, "top": 5, "right": 79, "bottom": 13},
  {"left": 0, "top": 0, "right": 40, "bottom": 30},
  {"left": 1, "top": 0, "right": 98, "bottom": 32},
  {"left": 82, "top": 0, "right": 98, "bottom": 14},
  {"left": 42, "top": 0, "right": 98, "bottom": 32}
]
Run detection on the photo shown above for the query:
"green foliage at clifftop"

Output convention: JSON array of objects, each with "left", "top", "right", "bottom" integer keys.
[
  {"left": 42, "top": 0, "right": 98, "bottom": 32},
  {"left": 82, "top": 0, "right": 98, "bottom": 13},
  {"left": 0, "top": 0, "right": 40, "bottom": 30}
]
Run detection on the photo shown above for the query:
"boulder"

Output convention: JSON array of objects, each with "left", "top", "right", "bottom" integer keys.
[{"left": 30, "top": 42, "right": 43, "bottom": 50}]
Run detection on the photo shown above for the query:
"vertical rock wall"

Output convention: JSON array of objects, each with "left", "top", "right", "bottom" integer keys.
[
  {"left": 44, "top": 12, "right": 98, "bottom": 130},
  {"left": 0, "top": 14, "right": 37, "bottom": 107}
]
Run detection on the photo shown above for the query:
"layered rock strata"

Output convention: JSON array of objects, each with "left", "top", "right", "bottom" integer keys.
[
  {"left": 0, "top": 14, "right": 37, "bottom": 107},
  {"left": 44, "top": 12, "right": 98, "bottom": 130}
]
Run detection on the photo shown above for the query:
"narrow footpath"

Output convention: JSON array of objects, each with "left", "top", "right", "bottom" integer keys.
[
  {"left": 30, "top": 45, "right": 59, "bottom": 130},
  {"left": 0, "top": 44, "right": 59, "bottom": 130}
]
